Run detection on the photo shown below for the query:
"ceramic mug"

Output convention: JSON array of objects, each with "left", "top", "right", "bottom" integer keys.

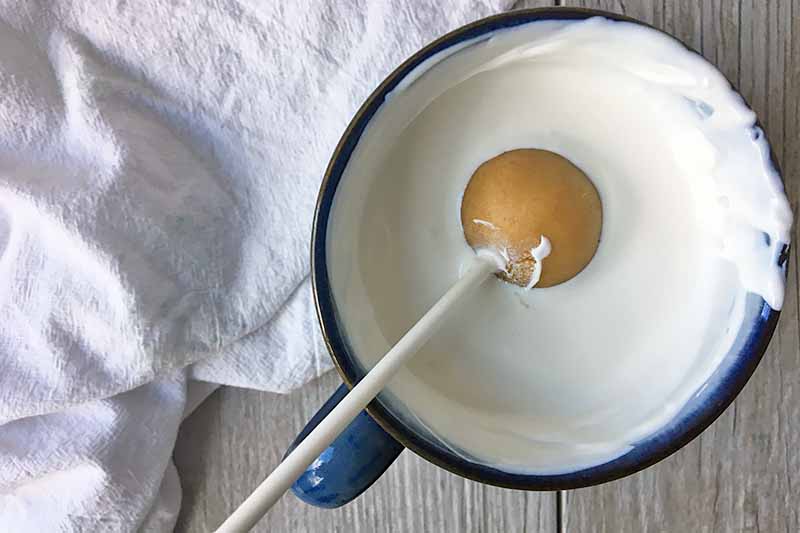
[{"left": 284, "top": 7, "right": 788, "bottom": 508}]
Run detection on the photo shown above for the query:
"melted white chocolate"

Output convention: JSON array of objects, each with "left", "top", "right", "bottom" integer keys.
[
  {"left": 525, "top": 235, "right": 551, "bottom": 289},
  {"left": 326, "top": 18, "right": 792, "bottom": 473}
]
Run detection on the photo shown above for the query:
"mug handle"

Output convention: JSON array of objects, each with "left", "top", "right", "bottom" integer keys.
[{"left": 285, "top": 384, "right": 405, "bottom": 508}]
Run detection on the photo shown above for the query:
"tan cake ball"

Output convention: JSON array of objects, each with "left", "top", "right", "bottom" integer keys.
[{"left": 461, "top": 149, "right": 602, "bottom": 288}]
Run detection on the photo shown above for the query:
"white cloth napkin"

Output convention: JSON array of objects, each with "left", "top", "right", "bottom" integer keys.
[{"left": 0, "top": 1, "right": 513, "bottom": 531}]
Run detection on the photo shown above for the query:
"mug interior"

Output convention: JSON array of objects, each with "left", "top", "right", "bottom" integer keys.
[{"left": 312, "top": 8, "right": 786, "bottom": 489}]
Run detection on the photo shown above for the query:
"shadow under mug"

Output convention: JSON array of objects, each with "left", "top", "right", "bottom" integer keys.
[{"left": 284, "top": 7, "right": 788, "bottom": 508}]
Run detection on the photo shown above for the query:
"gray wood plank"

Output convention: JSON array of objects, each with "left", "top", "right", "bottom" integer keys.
[
  {"left": 173, "top": 372, "right": 558, "bottom": 533},
  {"left": 559, "top": 1, "right": 800, "bottom": 532}
]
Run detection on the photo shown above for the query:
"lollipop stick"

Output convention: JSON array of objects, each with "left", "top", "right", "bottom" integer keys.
[{"left": 214, "top": 256, "right": 497, "bottom": 532}]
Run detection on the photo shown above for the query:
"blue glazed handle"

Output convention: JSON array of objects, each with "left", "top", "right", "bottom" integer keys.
[{"left": 285, "top": 384, "right": 405, "bottom": 508}]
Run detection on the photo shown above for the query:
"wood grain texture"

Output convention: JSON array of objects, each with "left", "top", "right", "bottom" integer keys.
[
  {"left": 560, "top": 1, "right": 800, "bottom": 532},
  {"left": 174, "top": 1, "right": 799, "bottom": 532},
  {"left": 173, "top": 372, "right": 557, "bottom": 533}
]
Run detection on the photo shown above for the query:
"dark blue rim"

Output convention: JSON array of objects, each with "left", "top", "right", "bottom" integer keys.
[{"left": 310, "top": 7, "right": 788, "bottom": 490}]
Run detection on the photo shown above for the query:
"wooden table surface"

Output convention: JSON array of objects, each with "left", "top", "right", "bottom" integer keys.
[{"left": 173, "top": 1, "right": 800, "bottom": 531}]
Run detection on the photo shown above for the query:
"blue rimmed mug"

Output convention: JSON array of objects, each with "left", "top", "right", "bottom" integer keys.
[{"left": 285, "top": 7, "right": 788, "bottom": 508}]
